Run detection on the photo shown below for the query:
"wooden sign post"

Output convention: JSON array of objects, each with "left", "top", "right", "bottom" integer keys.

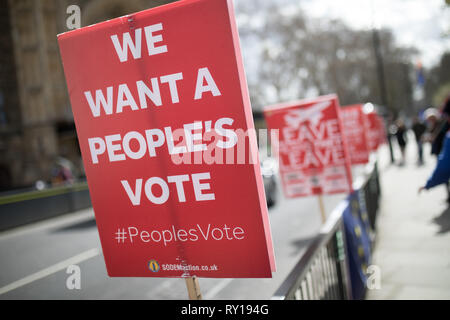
[
  {"left": 185, "top": 276, "right": 202, "bottom": 300},
  {"left": 317, "top": 194, "right": 327, "bottom": 224}
]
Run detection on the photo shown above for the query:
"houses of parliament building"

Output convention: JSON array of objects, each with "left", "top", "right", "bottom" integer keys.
[{"left": 0, "top": 0, "right": 173, "bottom": 190}]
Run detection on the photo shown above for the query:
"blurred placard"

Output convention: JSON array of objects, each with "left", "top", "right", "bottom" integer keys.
[
  {"left": 341, "top": 104, "right": 370, "bottom": 165},
  {"left": 264, "top": 95, "right": 353, "bottom": 198},
  {"left": 363, "top": 109, "right": 383, "bottom": 152}
]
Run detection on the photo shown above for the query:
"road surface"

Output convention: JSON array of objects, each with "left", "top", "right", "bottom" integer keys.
[{"left": 0, "top": 178, "right": 349, "bottom": 299}]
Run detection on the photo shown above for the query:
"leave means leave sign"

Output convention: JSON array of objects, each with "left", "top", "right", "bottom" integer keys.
[{"left": 264, "top": 95, "right": 353, "bottom": 198}]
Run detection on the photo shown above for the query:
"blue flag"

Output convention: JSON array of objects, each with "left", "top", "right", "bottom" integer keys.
[{"left": 343, "top": 191, "right": 372, "bottom": 299}]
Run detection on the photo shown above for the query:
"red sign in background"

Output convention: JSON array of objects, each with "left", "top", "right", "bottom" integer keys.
[
  {"left": 363, "top": 110, "right": 384, "bottom": 152},
  {"left": 375, "top": 114, "right": 387, "bottom": 147},
  {"left": 58, "top": 0, "right": 275, "bottom": 278},
  {"left": 341, "top": 104, "right": 370, "bottom": 165},
  {"left": 264, "top": 95, "right": 353, "bottom": 198}
]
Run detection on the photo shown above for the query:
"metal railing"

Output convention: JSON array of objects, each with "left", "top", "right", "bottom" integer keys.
[
  {"left": 0, "top": 181, "right": 91, "bottom": 231},
  {"left": 272, "top": 201, "right": 352, "bottom": 300},
  {"left": 272, "top": 162, "right": 381, "bottom": 300}
]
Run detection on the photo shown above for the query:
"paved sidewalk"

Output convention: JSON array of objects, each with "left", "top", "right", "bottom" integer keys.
[{"left": 367, "top": 140, "right": 450, "bottom": 299}]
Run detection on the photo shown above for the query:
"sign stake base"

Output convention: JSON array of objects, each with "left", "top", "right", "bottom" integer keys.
[{"left": 185, "top": 276, "right": 202, "bottom": 300}]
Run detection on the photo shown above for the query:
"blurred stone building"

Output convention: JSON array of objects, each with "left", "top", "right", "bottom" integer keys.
[{"left": 0, "top": 0, "right": 174, "bottom": 190}]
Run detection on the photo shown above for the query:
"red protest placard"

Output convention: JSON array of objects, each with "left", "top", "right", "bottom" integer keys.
[
  {"left": 341, "top": 104, "right": 370, "bottom": 165},
  {"left": 57, "top": 0, "right": 275, "bottom": 278},
  {"left": 264, "top": 95, "right": 353, "bottom": 198},
  {"left": 363, "top": 109, "right": 381, "bottom": 152},
  {"left": 376, "top": 115, "right": 387, "bottom": 146}
]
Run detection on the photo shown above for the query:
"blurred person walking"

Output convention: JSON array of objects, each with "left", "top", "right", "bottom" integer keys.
[
  {"left": 51, "top": 156, "right": 75, "bottom": 186},
  {"left": 423, "top": 107, "right": 448, "bottom": 156},
  {"left": 394, "top": 119, "right": 408, "bottom": 166},
  {"left": 419, "top": 96, "right": 450, "bottom": 203},
  {"left": 411, "top": 116, "right": 427, "bottom": 165}
]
